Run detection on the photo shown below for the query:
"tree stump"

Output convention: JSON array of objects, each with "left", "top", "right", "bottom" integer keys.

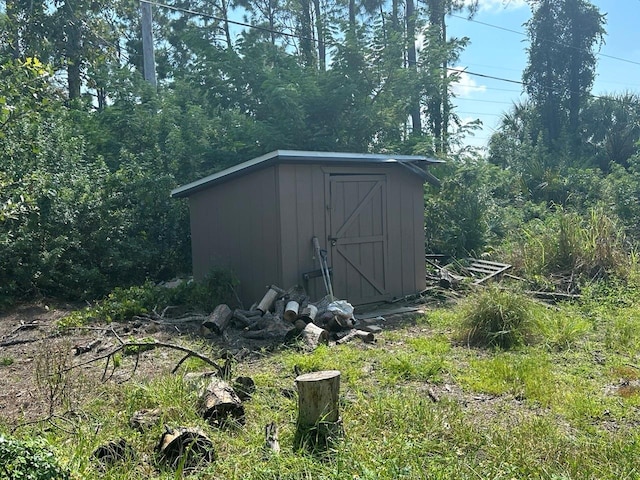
[{"left": 294, "top": 370, "right": 342, "bottom": 450}]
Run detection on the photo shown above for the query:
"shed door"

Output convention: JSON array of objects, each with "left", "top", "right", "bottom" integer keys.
[{"left": 327, "top": 174, "right": 389, "bottom": 304}]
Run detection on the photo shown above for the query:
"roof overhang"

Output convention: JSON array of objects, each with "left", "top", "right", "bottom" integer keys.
[{"left": 171, "top": 150, "right": 444, "bottom": 198}]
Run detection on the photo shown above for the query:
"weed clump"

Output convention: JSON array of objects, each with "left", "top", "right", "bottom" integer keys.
[
  {"left": 0, "top": 435, "right": 70, "bottom": 480},
  {"left": 459, "top": 287, "right": 536, "bottom": 349}
]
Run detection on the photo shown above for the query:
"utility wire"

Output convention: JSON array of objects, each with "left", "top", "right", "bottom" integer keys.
[
  {"left": 449, "top": 13, "right": 640, "bottom": 67},
  {"left": 141, "top": 0, "right": 636, "bottom": 108}
]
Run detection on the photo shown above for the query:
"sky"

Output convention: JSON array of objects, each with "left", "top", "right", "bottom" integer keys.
[{"left": 443, "top": 0, "right": 640, "bottom": 152}]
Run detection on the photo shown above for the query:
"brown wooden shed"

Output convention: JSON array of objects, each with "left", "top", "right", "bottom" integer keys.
[{"left": 171, "top": 150, "right": 441, "bottom": 306}]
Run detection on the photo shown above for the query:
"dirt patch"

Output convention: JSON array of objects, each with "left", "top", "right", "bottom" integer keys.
[{"left": 0, "top": 302, "right": 221, "bottom": 425}]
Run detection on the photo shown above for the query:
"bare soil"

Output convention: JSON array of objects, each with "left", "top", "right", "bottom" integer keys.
[{"left": 0, "top": 302, "right": 221, "bottom": 425}]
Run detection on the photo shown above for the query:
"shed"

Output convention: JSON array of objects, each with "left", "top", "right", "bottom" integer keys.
[{"left": 171, "top": 150, "right": 442, "bottom": 306}]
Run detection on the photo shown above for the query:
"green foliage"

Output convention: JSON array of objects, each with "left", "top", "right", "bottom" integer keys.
[
  {"left": 458, "top": 287, "right": 537, "bottom": 349},
  {"left": 0, "top": 356, "right": 14, "bottom": 366},
  {"left": 0, "top": 435, "right": 70, "bottom": 480},
  {"left": 425, "top": 158, "right": 509, "bottom": 257},
  {"left": 502, "top": 207, "right": 628, "bottom": 283},
  {"left": 60, "top": 269, "right": 237, "bottom": 326}
]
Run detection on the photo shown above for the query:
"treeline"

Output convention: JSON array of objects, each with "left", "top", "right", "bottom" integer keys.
[{"left": 1, "top": 0, "right": 639, "bottom": 305}]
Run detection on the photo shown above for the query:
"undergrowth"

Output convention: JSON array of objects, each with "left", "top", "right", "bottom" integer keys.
[
  {"left": 59, "top": 268, "right": 237, "bottom": 327},
  {"left": 4, "top": 282, "right": 640, "bottom": 479}
]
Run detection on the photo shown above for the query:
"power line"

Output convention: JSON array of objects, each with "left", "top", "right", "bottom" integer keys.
[
  {"left": 453, "top": 98, "right": 514, "bottom": 105},
  {"left": 141, "top": 0, "right": 634, "bottom": 108},
  {"left": 141, "top": 0, "right": 306, "bottom": 42},
  {"left": 449, "top": 13, "right": 640, "bottom": 68}
]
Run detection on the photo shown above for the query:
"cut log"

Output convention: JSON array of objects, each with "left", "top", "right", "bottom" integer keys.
[
  {"left": 157, "top": 426, "right": 215, "bottom": 470},
  {"left": 294, "top": 319, "right": 307, "bottom": 332},
  {"left": 298, "top": 304, "right": 318, "bottom": 323},
  {"left": 335, "top": 329, "right": 375, "bottom": 344},
  {"left": 232, "top": 309, "right": 261, "bottom": 328},
  {"left": 202, "top": 304, "right": 233, "bottom": 335},
  {"left": 257, "top": 286, "right": 281, "bottom": 314},
  {"left": 284, "top": 301, "right": 299, "bottom": 322},
  {"left": 294, "top": 370, "right": 342, "bottom": 450},
  {"left": 198, "top": 379, "right": 245, "bottom": 427},
  {"left": 92, "top": 438, "right": 135, "bottom": 467},
  {"left": 274, "top": 299, "right": 286, "bottom": 319},
  {"left": 301, "top": 322, "right": 329, "bottom": 351},
  {"left": 242, "top": 314, "right": 297, "bottom": 342},
  {"left": 264, "top": 422, "right": 280, "bottom": 453}
]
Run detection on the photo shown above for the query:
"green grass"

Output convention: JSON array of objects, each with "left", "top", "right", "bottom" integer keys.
[
  {"left": 0, "top": 356, "right": 14, "bottom": 366},
  {"left": 4, "top": 288, "right": 640, "bottom": 479}
]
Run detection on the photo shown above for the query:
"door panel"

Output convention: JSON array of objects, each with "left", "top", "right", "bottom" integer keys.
[{"left": 328, "top": 174, "right": 389, "bottom": 304}]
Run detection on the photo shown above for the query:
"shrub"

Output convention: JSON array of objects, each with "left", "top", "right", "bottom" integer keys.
[
  {"left": 59, "top": 268, "right": 238, "bottom": 327},
  {"left": 458, "top": 287, "right": 536, "bottom": 349},
  {"left": 0, "top": 435, "right": 70, "bottom": 480}
]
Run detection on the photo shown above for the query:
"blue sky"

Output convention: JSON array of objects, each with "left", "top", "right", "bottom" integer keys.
[{"left": 443, "top": 0, "right": 640, "bottom": 152}]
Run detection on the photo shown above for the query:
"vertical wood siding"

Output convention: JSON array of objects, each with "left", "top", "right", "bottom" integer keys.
[
  {"left": 189, "top": 166, "right": 280, "bottom": 304},
  {"left": 188, "top": 161, "right": 426, "bottom": 306}
]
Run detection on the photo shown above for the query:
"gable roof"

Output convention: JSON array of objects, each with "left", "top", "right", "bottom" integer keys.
[{"left": 171, "top": 150, "right": 443, "bottom": 198}]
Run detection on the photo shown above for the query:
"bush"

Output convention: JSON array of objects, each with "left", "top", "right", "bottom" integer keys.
[
  {"left": 458, "top": 287, "right": 536, "bottom": 349},
  {"left": 60, "top": 268, "right": 238, "bottom": 326},
  {"left": 0, "top": 435, "right": 70, "bottom": 480}
]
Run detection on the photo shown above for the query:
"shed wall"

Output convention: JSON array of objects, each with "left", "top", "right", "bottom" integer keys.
[
  {"left": 277, "top": 163, "right": 426, "bottom": 304},
  {"left": 189, "top": 166, "right": 281, "bottom": 304}
]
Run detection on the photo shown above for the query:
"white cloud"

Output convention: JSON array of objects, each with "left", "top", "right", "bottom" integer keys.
[{"left": 450, "top": 69, "right": 486, "bottom": 98}]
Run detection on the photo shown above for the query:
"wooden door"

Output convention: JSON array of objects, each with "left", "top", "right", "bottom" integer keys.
[{"left": 327, "top": 174, "right": 389, "bottom": 304}]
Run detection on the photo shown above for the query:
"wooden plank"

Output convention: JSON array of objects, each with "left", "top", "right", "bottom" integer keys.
[
  {"left": 466, "top": 258, "right": 511, "bottom": 268},
  {"left": 473, "top": 265, "right": 511, "bottom": 285},
  {"left": 467, "top": 265, "right": 497, "bottom": 275}
]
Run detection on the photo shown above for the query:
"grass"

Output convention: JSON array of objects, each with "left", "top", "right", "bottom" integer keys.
[{"left": 3, "top": 287, "right": 640, "bottom": 479}]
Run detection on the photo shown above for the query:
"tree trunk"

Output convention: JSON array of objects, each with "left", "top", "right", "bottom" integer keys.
[
  {"left": 66, "top": 11, "right": 82, "bottom": 101},
  {"left": 300, "top": 0, "right": 314, "bottom": 67},
  {"left": 406, "top": 0, "right": 422, "bottom": 135},
  {"left": 313, "top": 0, "right": 325, "bottom": 70}
]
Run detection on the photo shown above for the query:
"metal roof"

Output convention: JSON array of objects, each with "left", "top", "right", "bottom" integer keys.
[{"left": 171, "top": 149, "right": 444, "bottom": 198}]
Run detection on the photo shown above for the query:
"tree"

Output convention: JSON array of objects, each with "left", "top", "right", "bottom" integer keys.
[
  {"left": 582, "top": 93, "right": 640, "bottom": 171},
  {"left": 523, "top": 0, "right": 605, "bottom": 151}
]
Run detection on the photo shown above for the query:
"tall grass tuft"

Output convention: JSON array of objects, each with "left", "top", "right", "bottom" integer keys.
[
  {"left": 459, "top": 286, "right": 536, "bottom": 349},
  {"left": 501, "top": 207, "right": 629, "bottom": 290}
]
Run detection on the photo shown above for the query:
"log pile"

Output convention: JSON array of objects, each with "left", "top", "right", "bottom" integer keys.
[{"left": 202, "top": 284, "right": 383, "bottom": 350}]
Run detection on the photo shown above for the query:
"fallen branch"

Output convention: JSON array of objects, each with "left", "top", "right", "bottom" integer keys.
[
  {"left": 0, "top": 338, "right": 41, "bottom": 348},
  {"left": 62, "top": 340, "right": 225, "bottom": 378}
]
